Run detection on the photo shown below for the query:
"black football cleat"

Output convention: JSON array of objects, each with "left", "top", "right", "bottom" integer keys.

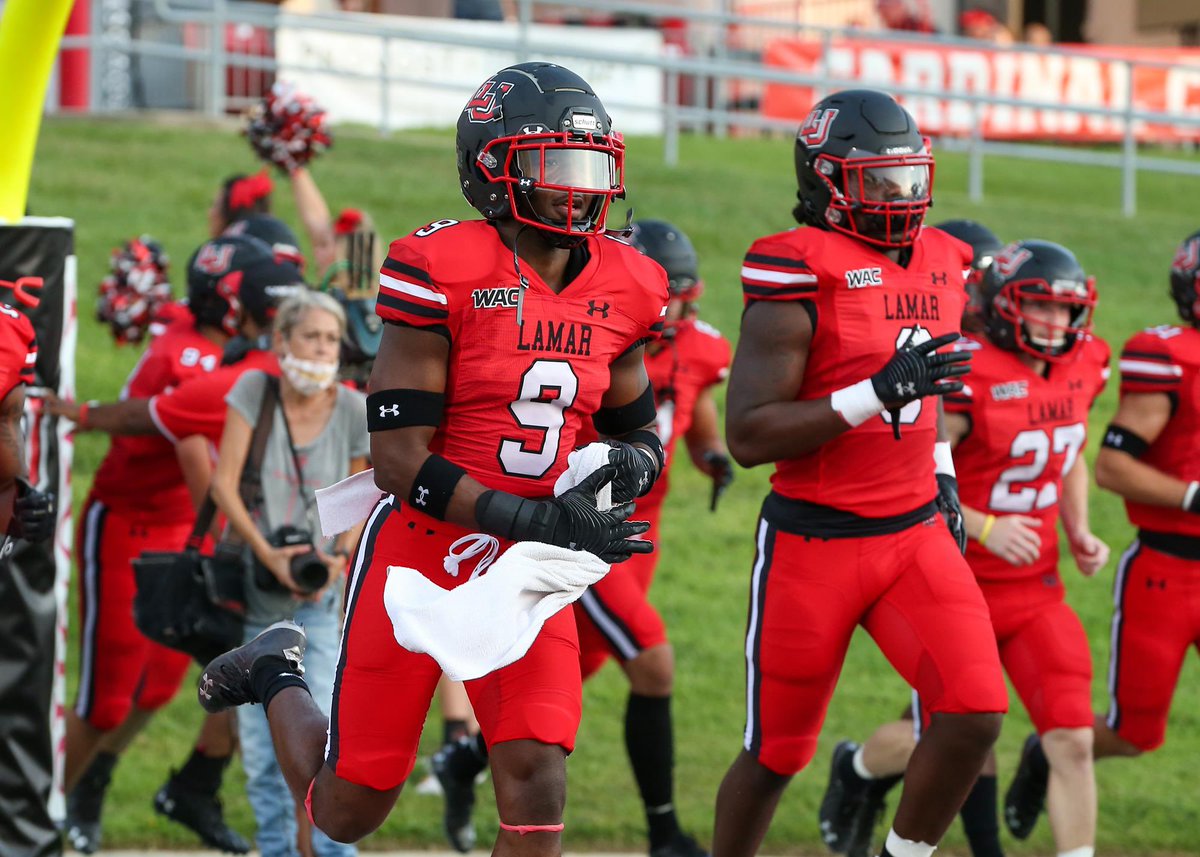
[
  {"left": 433, "top": 737, "right": 480, "bottom": 853},
  {"left": 153, "top": 773, "right": 251, "bottom": 854},
  {"left": 197, "top": 620, "right": 305, "bottom": 713},
  {"left": 650, "top": 832, "right": 710, "bottom": 857},
  {"left": 1004, "top": 733, "right": 1049, "bottom": 840},
  {"left": 818, "top": 740, "right": 866, "bottom": 853},
  {"left": 846, "top": 774, "right": 902, "bottom": 857},
  {"left": 65, "top": 753, "right": 118, "bottom": 854}
]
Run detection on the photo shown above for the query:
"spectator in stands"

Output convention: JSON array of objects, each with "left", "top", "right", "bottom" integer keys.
[
  {"left": 1024, "top": 21, "right": 1054, "bottom": 44},
  {"left": 876, "top": 0, "right": 937, "bottom": 33},
  {"left": 960, "top": 8, "right": 1004, "bottom": 41},
  {"left": 207, "top": 291, "right": 367, "bottom": 857}
]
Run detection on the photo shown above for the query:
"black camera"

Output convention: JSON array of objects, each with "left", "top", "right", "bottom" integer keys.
[{"left": 253, "top": 525, "right": 328, "bottom": 595}]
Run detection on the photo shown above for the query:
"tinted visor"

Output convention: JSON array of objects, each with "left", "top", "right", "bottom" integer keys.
[
  {"left": 516, "top": 146, "right": 618, "bottom": 191},
  {"left": 851, "top": 162, "right": 931, "bottom": 203}
]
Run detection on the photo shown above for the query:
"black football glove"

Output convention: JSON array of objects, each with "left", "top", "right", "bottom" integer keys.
[
  {"left": 9, "top": 478, "right": 56, "bottom": 543},
  {"left": 870, "top": 331, "right": 971, "bottom": 409},
  {"left": 703, "top": 450, "right": 734, "bottom": 512},
  {"left": 606, "top": 441, "right": 659, "bottom": 504},
  {"left": 936, "top": 473, "right": 968, "bottom": 555},
  {"left": 476, "top": 465, "right": 652, "bottom": 564}
]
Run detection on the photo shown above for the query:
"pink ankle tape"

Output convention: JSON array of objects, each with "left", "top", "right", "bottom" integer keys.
[
  {"left": 499, "top": 821, "right": 565, "bottom": 836},
  {"left": 305, "top": 778, "right": 317, "bottom": 825}
]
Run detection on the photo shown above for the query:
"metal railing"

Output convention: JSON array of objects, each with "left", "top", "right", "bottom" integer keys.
[{"left": 54, "top": 0, "right": 1200, "bottom": 216}]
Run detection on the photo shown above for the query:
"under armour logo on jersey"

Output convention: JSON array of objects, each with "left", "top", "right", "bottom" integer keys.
[
  {"left": 379, "top": 404, "right": 400, "bottom": 419},
  {"left": 588, "top": 300, "right": 610, "bottom": 318},
  {"left": 930, "top": 271, "right": 948, "bottom": 286},
  {"left": 415, "top": 486, "right": 430, "bottom": 506}
]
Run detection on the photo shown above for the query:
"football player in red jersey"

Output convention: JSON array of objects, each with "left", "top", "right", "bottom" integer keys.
[
  {"left": 712, "top": 89, "right": 1009, "bottom": 857},
  {"left": 192, "top": 63, "right": 667, "bottom": 855},
  {"left": 49, "top": 235, "right": 305, "bottom": 854},
  {"left": 431, "top": 219, "right": 731, "bottom": 856},
  {"left": 1003, "top": 229, "right": 1200, "bottom": 838},
  {"left": 818, "top": 240, "right": 1108, "bottom": 857}
]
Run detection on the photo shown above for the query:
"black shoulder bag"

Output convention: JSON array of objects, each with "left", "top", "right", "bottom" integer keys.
[{"left": 132, "top": 376, "right": 280, "bottom": 665}]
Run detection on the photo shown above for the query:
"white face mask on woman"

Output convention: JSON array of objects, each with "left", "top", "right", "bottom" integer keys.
[{"left": 281, "top": 351, "right": 339, "bottom": 396}]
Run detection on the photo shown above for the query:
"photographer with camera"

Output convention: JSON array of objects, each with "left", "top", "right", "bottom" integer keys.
[{"left": 210, "top": 290, "right": 367, "bottom": 857}]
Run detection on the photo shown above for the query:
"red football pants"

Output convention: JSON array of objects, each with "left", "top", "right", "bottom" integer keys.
[
  {"left": 1105, "top": 539, "right": 1200, "bottom": 751},
  {"left": 327, "top": 498, "right": 583, "bottom": 792},
  {"left": 744, "top": 515, "right": 1007, "bottom": 776},
  {"left": 74, "top": 496, "right": 194, "bottom": 730},
  {"left": 575, "top": 502, "right": 666, "bottom": 679}
]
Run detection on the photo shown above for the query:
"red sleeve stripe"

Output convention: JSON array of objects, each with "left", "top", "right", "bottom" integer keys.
[
  {"left": 1118, "top": 358, "right": 1182, "bottom": 379},
  {"left": 379, "top": 272, "right": 448, "bottom": 307},
  {"left": 382, "top": 256, "right": 434, "bottom": 285}
]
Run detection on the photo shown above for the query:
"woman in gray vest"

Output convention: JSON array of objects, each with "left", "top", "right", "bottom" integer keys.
[{"left": 211, "top": 290, "right": 367, "bottom": 857}]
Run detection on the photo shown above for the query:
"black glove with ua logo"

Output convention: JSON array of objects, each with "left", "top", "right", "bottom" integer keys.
[
  {"left": 475, "top": 465, "right": 652, "bottom": 564},
  {"left": 936, "top": 472, "right": 968, "bottom": 555},
  {"left": 870, "top": 331, "right": 971, "bottom": 409},
  {"left": 606, "top": 441, "right": 659, "bottom": 504},
  {"left": 9, "top": 478, "right": 56, "bottom": 543}
]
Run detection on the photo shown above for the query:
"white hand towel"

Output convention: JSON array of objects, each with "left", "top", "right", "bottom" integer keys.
[
  {"left": 314, "top": 468, "right": 383, "bottom": 538},
  {"left": 383, "top": 541, "right": 609, "bottom": 681},
  {"left": 552, "top": 442, "right": 614, "bottom": 510}
]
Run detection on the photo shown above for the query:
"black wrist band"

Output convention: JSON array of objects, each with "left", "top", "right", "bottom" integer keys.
[
  {"left": 408, "top": 454, "right": 466, "bottom": 520},
  {"left": 475, "top": 490, "right": 556, "bottom": 542},
  {"left": 621, "top": 428, "right": 666, "bottom": 472}
]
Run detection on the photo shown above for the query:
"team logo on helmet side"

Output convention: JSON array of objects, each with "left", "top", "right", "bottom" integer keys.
[
  {"left": 797, "top": 108, "right": 839, "bottom": 148},
  {"left": 465, "top": 79, "right": 514, "bottom": 124},
  {"left": 1172, "top": 237, "right": 1200, "bottom": 274},
  {"left": 993, "top": 244, "right": 1033, "bottom": 279},
  {"left": 194, "top": 242, "right": 235, "bottom": 275}
]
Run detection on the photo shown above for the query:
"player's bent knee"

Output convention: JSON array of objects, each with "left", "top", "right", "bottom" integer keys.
[
  {"left": 308, "top": 768, "right": 402, "bottom": 843},
  {"left": 626, "top": 643, "right": 674, "bottom": 696},
  {"left": 1042, "top": 727, "right": 1094, "bottom": 770},
  {"left": 934, "top": 710, "right": 1004, "bottom": 750},
  {"left": 491, "top": 740, "right": 568, "bottom": 819}
]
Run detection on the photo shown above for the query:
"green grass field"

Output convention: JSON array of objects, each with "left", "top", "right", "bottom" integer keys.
[{"left": 28, "top": 115, "right": 1200, "bottom": 853}]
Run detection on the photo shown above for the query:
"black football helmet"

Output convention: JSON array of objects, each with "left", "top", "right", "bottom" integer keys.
[
  {"left": 981, "top": 240, "right": 1097, "bottom": 363},
  {"left": 794, "top": 89, "right": 933, "bottom": 249},
  {"left": 187, "top": 235, "right": 306, "bottom": 336},
  {"left": 1169, "top": 230, "right": 1200, "bottom": 324},
  {"left": 629, "top": 219, "right": 702, "bottom": 301},
  {"left": 934, "top": 219, "right": 1003, "bottom": 272},
  {"left": 223, "top": 214, "right": 305, "bottom": 270},
  {"left": 456, "top": 62, "right": 624, "bottom": 242}
]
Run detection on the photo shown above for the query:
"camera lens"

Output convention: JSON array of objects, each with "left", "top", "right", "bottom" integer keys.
[{"left": 289, "top": 552, "right": 329, "bottom": 594}]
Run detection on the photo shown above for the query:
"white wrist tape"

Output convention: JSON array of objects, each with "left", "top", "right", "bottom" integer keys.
[
  {"left": 933, "top": 441, "right": 956, "bottom": 477},
  {"left": 1183, "top": 481, "right": 1200, "bottom": 512},
  {"left": 830, "top": 379, "right": 885, "bottom": 428}
]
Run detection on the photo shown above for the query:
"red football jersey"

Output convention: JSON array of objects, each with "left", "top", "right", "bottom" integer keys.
[
  {"left": 946, "top": 334, "right": 1110, "bottom": 581},
  {"left": 641, "top": 318, "right": 731, "bottom": 510},
  {"left": 92, "top": 314, "right": 224, "bottom": 519},
  {"left": 376, "top": 219, "right": 669, "bottom": 499},
  {"left": 0, "top": 304, "right": 37, "bottom": 399},
  {"left": 149, "top": 350, "right": 280, "bottom": 449},
  {"left": 741, "top": 225, "right": 971, "bottom": 517},
  {"left": 1116, "top": 324, "right": 1200, "bottom": 538}
]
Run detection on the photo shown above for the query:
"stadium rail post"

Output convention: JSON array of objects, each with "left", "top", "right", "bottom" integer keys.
[
  {"left": 968, "top": 101, "right": 984, "bottom": 203},
  {"left": 208, "top": 0, "right": 228, "bottom": 118},
  {"left": 1120, "top": 58, "right": 1136, "bottom": 218},
  {"left": 380, "top": 33, "right": 390, "bottom": 137},
  {"left": 665, "top": 65, "right": 680, "bottom": 168}
]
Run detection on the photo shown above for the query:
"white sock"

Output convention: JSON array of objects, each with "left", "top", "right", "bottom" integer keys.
[
  {"left": 1058, "top": 847, "right": 1095, "bottom": 857},
  {"left": 853, "top": 745, "right": 877, "bottom": 780},
  {"left": 884, "top": 829, "right": 936, "bottom": 857}
]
